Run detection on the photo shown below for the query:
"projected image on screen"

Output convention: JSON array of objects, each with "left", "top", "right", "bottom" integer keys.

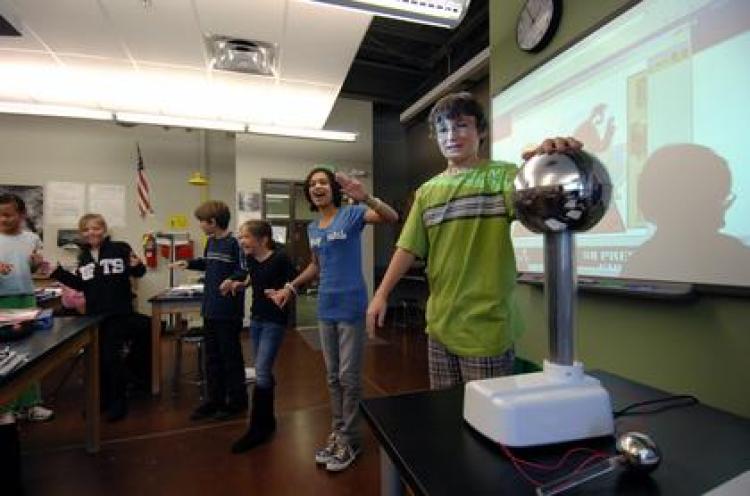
[{"left": 493, "top": 0, "right": 750, "bottom": 287}]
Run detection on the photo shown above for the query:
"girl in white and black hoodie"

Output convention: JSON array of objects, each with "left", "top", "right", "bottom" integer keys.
[{"left": 51, "top": 213, "right": 146, "bottom": 421}]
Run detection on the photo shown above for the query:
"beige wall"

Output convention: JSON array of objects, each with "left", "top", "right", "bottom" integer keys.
[
  {"left": 236, "top": 98, "right": 375, "bottom": 293},
  {"left": 0, "top": 113, "right": 235, "bottom": 313}
]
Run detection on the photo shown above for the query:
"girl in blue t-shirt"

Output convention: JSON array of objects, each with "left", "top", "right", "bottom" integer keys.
[{"left": 268, "top": 167, "right": 397, "bottom": 472}]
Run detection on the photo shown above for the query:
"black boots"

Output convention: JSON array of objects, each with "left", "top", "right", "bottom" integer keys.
[
  {"left": 0, "top": 419, "right": 24, "bottom": 495},
  {"left": 231, "top": 386, "right": 276, "bottom": 453}
]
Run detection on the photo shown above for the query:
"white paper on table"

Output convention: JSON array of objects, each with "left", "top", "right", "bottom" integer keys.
[
  {"left": 46, "top": 182, "right": 85, "bottom": 225},
  {"left": 88, "top": 184, "right": 126, "bottom": 227}
]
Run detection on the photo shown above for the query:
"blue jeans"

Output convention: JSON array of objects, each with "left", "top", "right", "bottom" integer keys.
[{"left": 249, "top": 319, "right": 286, "bottom": 389}]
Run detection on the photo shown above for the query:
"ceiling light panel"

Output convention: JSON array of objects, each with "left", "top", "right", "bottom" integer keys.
[
  {"left": 209, "top": 72, "right": 277, "bottom": 123},
  {"left": 137, "top": 64, "right": 215, "bottom": 118},
  {"left": 273, "top": 80, "right": 339, "bottom": 129},
  {"left": 0, "top": 101, "right": 112, "bottom": 120},
  {"left": 307, "top": 0, "right": 471, "bottom": 29},
  {"left": 246, "top": 124, "right": 357, "bottom": 142},
  {"left": 0, "top": 52, "right": 52, "bottom": 101},
  {"left": 115, "top": 112, "right": 245, "bottom": 132},
  {"left": 56, "top": 55, "right": 139, "bottom": 110}
]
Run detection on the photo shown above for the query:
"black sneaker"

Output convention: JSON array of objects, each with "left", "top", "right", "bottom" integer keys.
[
  {"left": 214, "top": 403, "right": 247, "bottom": 421},
  {"left": 190, "top": 402, "right": 222, "bottom": 421}
]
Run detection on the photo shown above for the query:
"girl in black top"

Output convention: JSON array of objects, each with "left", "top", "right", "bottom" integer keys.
[
  {"left": 224, "top": 220, "right": 296, "bottom": 453},
  {"left": 51, "top": 213, "right": 146, "bottom": 421}
]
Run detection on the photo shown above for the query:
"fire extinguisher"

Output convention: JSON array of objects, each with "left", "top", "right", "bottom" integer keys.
[{"left": 143, "top": 232, "right": 157, "bottom": 269}]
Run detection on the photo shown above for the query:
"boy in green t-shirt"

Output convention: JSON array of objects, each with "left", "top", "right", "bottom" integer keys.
[{"left": 367, "top": 92, "right": 582, "bottom": 389}]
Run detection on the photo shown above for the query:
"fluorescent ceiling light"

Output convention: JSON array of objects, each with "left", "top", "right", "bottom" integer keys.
[
  {"left": 307, "top": 0, "right": 471, "bottom": 29},
  {"left": 115, "top": 112, "right": 246, "bottom": 132},
  {"left": 246, "top": 124, "right": 357, "bottom": 142},
  {"left": 0, "top": 101, "right": 112, "bottom": 121},
  {"left": 0, "top": 101, "right": 358, "bottom": 141}
]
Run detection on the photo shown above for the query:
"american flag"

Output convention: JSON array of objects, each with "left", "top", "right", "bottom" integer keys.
[{"left": 136, "top": 144, "right": 154, "bottom": 218}]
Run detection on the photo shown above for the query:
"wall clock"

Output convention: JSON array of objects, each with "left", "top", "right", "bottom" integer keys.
[{"left": 516, "top": 0, "right": 562, "bottom": 53}]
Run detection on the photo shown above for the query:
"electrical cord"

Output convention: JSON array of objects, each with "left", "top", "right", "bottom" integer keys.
[
  {"left": 500, "top": 394, "right": 699, "bottom": 489},
  {"left": 613, "top": 394, "right": 699, "bottom": 418}
]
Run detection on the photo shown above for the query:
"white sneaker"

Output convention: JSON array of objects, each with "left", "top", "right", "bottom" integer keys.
[
  {"left": 314, "top": 432, "right": 339, "bottom": 465},
  {"left": 325, "top": 440, "right": 360, "bottom": 472},
  {"left": 245, "top": 367, "right": 256, "bottom": 383},
  {"left": 25, "top": 405, "right": 55, "bottom": 423}
]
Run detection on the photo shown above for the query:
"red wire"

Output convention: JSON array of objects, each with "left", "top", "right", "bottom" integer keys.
[
  {"left": 500, "top": 443, "right": 546, "bottom": 486},
  {"left": 499, "top": 442, "right": 612, "bottom": 488},
  {"left": 571, "top": 452, "right": 611, "bottom": 474}
]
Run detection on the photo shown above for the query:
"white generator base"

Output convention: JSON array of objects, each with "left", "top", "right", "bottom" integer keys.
[{"left": 463, "top": 360, "right": 614, "bottom": 447}]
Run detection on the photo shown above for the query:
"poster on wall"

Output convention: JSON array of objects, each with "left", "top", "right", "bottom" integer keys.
[
  {"left": 237, "top": 191, "right": 261, "bottom": 214},
  {"left": 56, "top": 229, "right": 80, "bottom": 249},
  {"left": 88, "top": 184, "right": 126, "bottom": 227},
  {"left": 237, "top": 190, "right": 261, "bottom": 228},
  {"left": 0, "top": 184, "right": 43, "bottom": 239},
  {"left": 46, "top": 181, "right": 85, "bottom": 225}
]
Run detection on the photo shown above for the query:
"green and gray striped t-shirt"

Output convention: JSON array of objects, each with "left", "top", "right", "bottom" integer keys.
[{"left": 397, "top": 160, "right": 524, "bottom": 357}]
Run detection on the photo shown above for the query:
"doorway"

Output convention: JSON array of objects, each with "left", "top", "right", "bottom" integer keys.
[{"left": 261, "top": 179, "right": 317, "bottom": 328}]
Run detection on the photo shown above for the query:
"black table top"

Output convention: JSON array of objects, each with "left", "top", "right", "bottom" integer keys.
[
  {"left": 148, "top": 289, "right": 203, "bottom": 304},
  {"left": 0, "top": 315, "right": 104, "bottom": 388},
  {"left": 361, "top": 371, "right": 750, "bottom": 496}
]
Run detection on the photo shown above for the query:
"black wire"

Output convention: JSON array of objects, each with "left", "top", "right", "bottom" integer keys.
[{"left": 613, "top": 394, "right": 699, "bottom": 418}]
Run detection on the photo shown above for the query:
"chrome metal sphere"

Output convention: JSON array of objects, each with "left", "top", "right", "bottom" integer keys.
[
  {"left": 616, "top": 432, "right": 662, "bottom": 473},
  {"left": 512, "top": 150, "right": 612, "bottom": 233}
]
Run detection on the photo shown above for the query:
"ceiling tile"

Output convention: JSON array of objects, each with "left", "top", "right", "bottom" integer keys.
[
  {"left": 280, "top": 1, "right": 370, "bottom": 85},
  {"left": 195, "top": 0, "right": 284, "bottom": 45},
  {"left": 101, "top": 0, "right": 206, "bottom": 69},
  {"left": 8, "top": 0, "right": 126, "bottom": 59},
  {"left": 0, "top": 0, "right": 371, "bottom": 129},
  {"left": 0, "top": 0, "right": 46, "bottom": 51}
]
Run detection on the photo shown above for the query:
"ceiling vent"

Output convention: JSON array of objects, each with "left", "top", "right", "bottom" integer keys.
[
  {"left": 207, "top": 36, "right": 278, "bottom": 77},
  {"left": 0, "top": 14, "right": 22, "bottom": 36}
]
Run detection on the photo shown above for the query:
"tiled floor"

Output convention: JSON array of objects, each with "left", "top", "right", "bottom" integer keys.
[{"left": 19, "top": 322, "right": 429, "bottom": 495}]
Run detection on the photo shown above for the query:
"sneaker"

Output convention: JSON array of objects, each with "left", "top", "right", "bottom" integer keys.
[
  {"left": 314, "top": 432, "right": 339, "bottom": 465},
  {"left": 25, "top": 405, "right": 55, "bottom": 423},
  {"left": 326, "top": 440, "right": 360, "bottom": 472},
  {"left": 190, "top": 402, "right": 222, "bottom": 421}
]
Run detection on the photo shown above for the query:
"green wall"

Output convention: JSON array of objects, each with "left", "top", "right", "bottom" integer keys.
[
  {"left": 490, "top": 0, "right": 639, "bottom": 94},
  {"left": 490, "top": 0, "right": 750, "bottom": 418}
]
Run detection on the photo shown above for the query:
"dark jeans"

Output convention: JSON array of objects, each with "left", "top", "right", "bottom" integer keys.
[
  {"left": 204, "top": 318, "right": 247, "bottom": 407},
  {"left": 100, "top": 314, "right": 146, "bottom": 408},
  {"left": 249, "top": 319, "right": 285, "bottom": 389}
]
